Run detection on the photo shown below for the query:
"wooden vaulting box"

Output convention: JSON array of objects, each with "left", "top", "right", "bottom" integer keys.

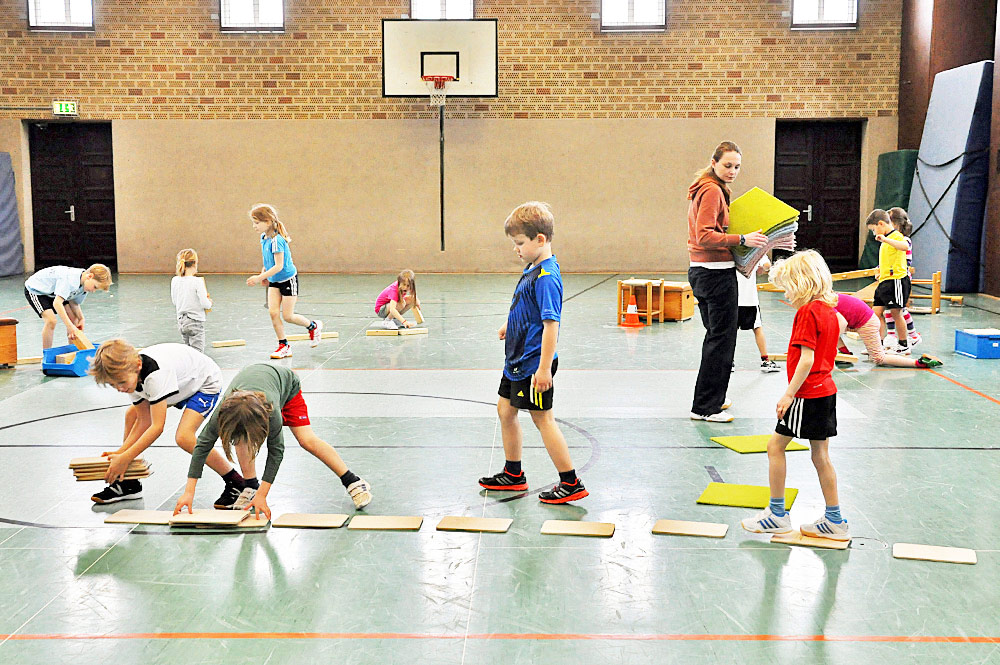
[
  {"left": 662, "top": 281, "right": 694, "bottom": 321},
  {"left": 617, "top": 280, "right": 694, "bottom": 323},
  {"left": 0, "top": 318, "right": 17, "bottom": 366}
]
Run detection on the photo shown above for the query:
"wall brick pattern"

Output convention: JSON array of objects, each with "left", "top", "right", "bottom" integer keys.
[{"left": 0, "top": 0, "right": 901, "bottom": 120}]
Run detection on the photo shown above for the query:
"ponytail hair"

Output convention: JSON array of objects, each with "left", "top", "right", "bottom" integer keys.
[
  {"left": 888, "top": 207, "right": 912, "bottom": 236},
  {"left": 175, "top": 248, "right": 198, "bottom": 276},
  {"left": 249, "top": 203, "right": 292, "bottom": 243},
  {"left": 689, "top": 141, "right": 741, "bottom": 193},
  {"left": 398, "top": 269, "right": 416, "bottom": 301}
]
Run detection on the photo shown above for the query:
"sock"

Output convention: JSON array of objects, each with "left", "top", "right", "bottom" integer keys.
[
  {"left": 504, "top": 460, "right": 522, "bottom": 476},
  {"left": 307, "top": 321, "right": 317, "bottom": 331},
  {"left": 244, "top": 477, "right": 260, "bottom": 490},
  {"left": 769, "top": 497, "right": 786, "bottom": 517},
  {"left": 886, "top": 317, "right": 895, "bottom": 333},
  {"left": 278, "top": 339, "right": 288, "bottom": 346},
  {"left": 760, "top": 355, "right": 768, "bottom": 361},
  {"left": 903, "top": 310, "right": 916, "bottom": 334},
  {"left": 838, "top": 345, "right": 851, "bottom": 354},
  {"left": 825, "top": 505, "right": 843, "bottom": 523},
  {"left": 339, "top": 469, "right": 360, "bottom": 487},
  {"left": 558, "top": 469, "right": 578, "bottom": 485},
  {"left": 222, "top": 468, "right": 243, "bottom": 485}
]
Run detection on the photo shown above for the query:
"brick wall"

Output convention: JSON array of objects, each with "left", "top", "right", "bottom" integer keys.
[{"left": 0, "top": 0, "right": 902, "bottom": 120}]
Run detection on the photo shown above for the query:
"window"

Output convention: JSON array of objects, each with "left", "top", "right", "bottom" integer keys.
[
  {"left": 220, "top": 0, "right": 284, "bottom": 31},
  {"left": 27, "top": 0, "right": 94, "bottom": 30},
  {"left": 601, "top": 0, "right": 666, "bottom": 32},
  {"left": 410, "top": 0, "right": 474, "bottom": 20},
  {"left": 791, "top": 0, "right": 858, "bottom": 29}
]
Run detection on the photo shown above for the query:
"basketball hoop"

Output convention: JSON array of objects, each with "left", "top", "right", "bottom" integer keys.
[{"left": 422, "top": 75, "right": 455, "bottom": 106}]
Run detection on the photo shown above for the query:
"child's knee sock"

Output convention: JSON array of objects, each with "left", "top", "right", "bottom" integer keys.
[{"left": 903, "top": 310, "right": 916, "bottom": 336}]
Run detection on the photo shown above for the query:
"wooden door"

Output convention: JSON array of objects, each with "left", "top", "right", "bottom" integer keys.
[
  {"left": 773, "top": 121, "right": 862, "bottom": 272},
  {"left": 29, "top": 123, "right": 117, "bottom": 270}
]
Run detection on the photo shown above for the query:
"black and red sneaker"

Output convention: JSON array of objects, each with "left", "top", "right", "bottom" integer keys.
[
  {"left": 478, "top": 470, "right": 528, "bottom": 491},
  {"left": 539, "top": 479, "right": 589, "bottom": 504}
]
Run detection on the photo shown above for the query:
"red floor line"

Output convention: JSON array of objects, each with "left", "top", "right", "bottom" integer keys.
[
  {"left": 928, "top": 369, "right": 1000, "bottom": 406},
  {"left": 0, "top": 305, "right": 28, "bottom": 316},
  {"left": 3, "top": 632, "right": 1000, "bottom": 643}
]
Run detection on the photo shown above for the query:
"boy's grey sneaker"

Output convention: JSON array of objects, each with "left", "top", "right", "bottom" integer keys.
[
  {"left": 741, "top": 507, "right": 793, "bottom": 534},
  {"left": 799, "top": 516, "right": 850, "bottom": 541},
  {"left": 92, "top": 479, "right": 143, "bottom": 504},
  {"left": 760, "top": 359, "right": 780, "bottom": 373},
  {"left": 232, "top": 487, "right": 257, "bottom": 510}
]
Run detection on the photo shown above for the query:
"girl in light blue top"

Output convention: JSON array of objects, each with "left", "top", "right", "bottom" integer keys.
[{"left": 245, "top": 204, "right": 322, "bottom": 359}]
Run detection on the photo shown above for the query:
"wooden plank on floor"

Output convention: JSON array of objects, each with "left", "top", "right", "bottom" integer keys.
[
  {"left": 771, "top": 531, "right": 850, "bottom": 550},
  {"left": 347, "top": 515, "right": 423, "bottom": 531},
  {"left": 211, "top": 339, "right": 246, "bottom": 348},
  {"left": 652, "top": 519, "right": 728, "bottom": 538},
  {"left": 169, "top": 510, "right": 249, "bottom": 526},
  {"left": 540, "top": 520, "right": 615, "bottom": 538},
  {"left": 893, "top": 542, "right": 977, "bottom": 565},
  {"left": 272, "top": 513, "right": 349, "bottom": 528},
  {"left": 436, "top": 516, "right": 513, "bottom": 533}
]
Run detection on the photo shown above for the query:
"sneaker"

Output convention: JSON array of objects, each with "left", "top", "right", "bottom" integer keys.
[
  {"left": 916, "top": 354, "right": 943, "bottom": 368},
  {"left": 270, "top": 343, "right": 292, "bottom": 359},
  {"left": 213, "top": 479, "right": 246, "bottom": 509},
  {"left": 908, "top": 332, "right": 922, "bottom": 349},
  {"left": 722, "top": 398, "right": 732, "bottom": 410},
  {"left": 883, "top": 334, "right": 898, "bottom": 349},
  {"left": 799, "top": 516, "right": 850, "bottom": 541},
  {"left": 731, "top": 362, "right": 735, "bottom": 373},
  {"left": 478, "top": 470, "right": 528, "bottom": 491},
  {"left": 381, "top": 318, "right": 399, "bottom": 330},
  {"left": 760, "top": 359, "right": 780, "bottom": 373},
  {"left": 539, "top": 479, "right": 589, "bottom": 504},
  {"left": 346, "top": 478, "right": 372, "bottom": 509},
  {"left": 231, "top": 487, "right": 257, "bottom": 510},
  {"left": 309, "top": 320, "right": 324, "bottom": 347},
  {"left": 690, "top": 411, "right": 734, "bottom": 423},
  {"left": 91, "top": 479, "right": 143, "bottom": 504},
  {"left": 740, "top": 507, "right": 793, "bottom": 534},
  {"left": 887, "top": 343, "right": 911, "bottom": 356}
]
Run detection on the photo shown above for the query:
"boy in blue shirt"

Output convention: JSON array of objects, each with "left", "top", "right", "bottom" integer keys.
[
  {"left": 24, "top": 264, "right": 112, "bottom": 349},
  {"left": 478, "top": 202, "right": 588, "bottom": 504}
]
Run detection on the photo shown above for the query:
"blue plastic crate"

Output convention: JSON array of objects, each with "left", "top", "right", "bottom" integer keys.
[
  {"left": 41, "top": 343, "right": 98, "bottom": 376},
  {"left": 955, "top": 328, "right": 1000, "bottom": 359}
]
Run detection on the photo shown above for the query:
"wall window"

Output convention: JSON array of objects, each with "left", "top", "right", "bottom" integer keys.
[
  {"left": 411, "top": 0, "right": 474, "bottom": 20},
  {"left": 27, "top": 0, "right": 94, "bottom": 30},
  {"left": 791, "top": 0, "right": 858, "bottom": 29},
  {"left": 220, "top": 0, "right": 284, "bottom": 31},
  {"left": 601, "top": 0, "right": 666, "bottom": 32}
]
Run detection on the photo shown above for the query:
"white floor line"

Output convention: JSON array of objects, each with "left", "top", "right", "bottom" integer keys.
[
  {"left": 0, "top": 482, "right": 186, "bottom": 650},
  {"left": 459, "top": 417, "right": 499, "bottom": 665}
]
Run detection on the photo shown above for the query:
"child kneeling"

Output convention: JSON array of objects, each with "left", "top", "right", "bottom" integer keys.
[{"left": 175, "top": 364, "right": 371, "bottom": 519}]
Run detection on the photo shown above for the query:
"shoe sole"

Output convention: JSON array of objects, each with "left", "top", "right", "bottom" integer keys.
[
  {"left": 270, "top": 353, "right": 292, "bottom": 359},
  {"left": 352, "top": 493, "right": 373, "bottom": 509},
  {"left": 740, "top": 522, "right": 793, "bottom": 535},
  {"left": 799, "top": 528, "right": 850, "bottom": 541},
  {"left": 690, "top": 415, "right": 734, "bottom": 423},
  {"left": 539, "top": 489, "right": 589, "bottom": 504},
  {"left": 479, "top": 483, "right": 528, "bottom": 491},
  {"left": 92, "top": 492, "right": 143, "bottom": 504}
]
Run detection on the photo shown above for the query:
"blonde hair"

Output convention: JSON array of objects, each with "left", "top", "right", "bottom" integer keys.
[
  {"left": 888, "top": 207, "right": 912, "bottom": 236},
  {"left": 216, "top": 390, "right": 273, "bottom": 464},
  {"left": 769, "top": 250, "right": 837, "bottom": 308},
  {"left": 397, "top": 269, "right": 417, "bottom": 301},
  {"left": 689, "top": 141, "right": 741, "bottom": 193},
  {"left": 175, "top": 248, "right": 198, "bottom": 276},
  {"left": 89, "top": 339, "right": 141, "bottom": 385},
  {"left": 504, "top": 201, "right": 555, "bottom": 241},
  {"left": 249, "top": 203, "right": 291, "bottom": 243},
  {"left": 85, "top": 264, "right": 113, "bottom": 290}
]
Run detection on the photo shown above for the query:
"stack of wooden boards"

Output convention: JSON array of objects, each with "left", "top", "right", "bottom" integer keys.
[{"left": 70, "top": 456, "right": 151, "bottom": 481}]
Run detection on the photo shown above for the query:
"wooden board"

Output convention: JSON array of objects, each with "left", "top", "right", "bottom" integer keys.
[
  {"left": 771, "top": 531, "right": 850, "bottom": 550},
  {"left": 540, "top": 520, "right": 615, "bottom": 538},
  {"left": 893, "top": 542, "right": 977, "bottom": 565},
  {"left": 436, "top": 516, "right": 513, "bottom": 533},
  {"left": 76, "top": 472, "right": 151, "bottom": 481},
  {"left": 211, "top": 339, "right": 246, "bottom": 348},
  {"left": 70, "top": 457, "right": 147, "bottom": 468},
  {"left": 169, "top": 510, "right": 250, "bottom": 526},
  {"left": 194, "top": 515, "right": 270, "bottom": 530},
  {"left": 652, "top": 519, "right": 729, "bottom": 538},
  {"left": 199, "top": 276, "right": 211, "bottom": 312},
  {"left": 366, "top": 329, "right": 399, "bottom": 336},
  {"left": 104, "top": 509, "right": 174, "bottom": 525},
  {"left": 285, "top": 331, "right": 339, "bottom": 341},
  {"left": 72, "top": 330, "right": 94, "bottom": 350},
  {"left": 852, "top": 281, "right": 878, "bottom": 301},
  {"left": 272, "top": 513, "right": 349, "bottom": 529},
  {"left": 399, "top": 327, "right": 428, "bottom": 336},
  {"left": 413, "top": 307, "right": 424, "bottom": 324},
  {"left": 17, "top": 356, "right": 42, "bottom": 365},
  {"left": 769, "top": 352, "right": 858, "bottom": 364},
  {"left": 346, "top": 515, "right": 423, "bottom": 531},
  {"left": 55, "top": 351, "right": 76, "bottom": 364}
]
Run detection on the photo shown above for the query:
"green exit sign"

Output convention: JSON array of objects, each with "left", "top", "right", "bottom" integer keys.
[{"left": 52, "top": 101, "right": 79, "bottom": 116}]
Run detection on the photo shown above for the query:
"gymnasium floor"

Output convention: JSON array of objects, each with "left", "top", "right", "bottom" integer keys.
[{"left": 1, "top": 272, "right": 999, "bottom": 664}]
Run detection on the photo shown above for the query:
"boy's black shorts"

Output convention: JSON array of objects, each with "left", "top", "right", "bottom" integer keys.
[
  {"left": 499, "top": 358, "right": 558, "bottom": 411},
  {"left": 737, "top": 305, "right": 762, "bottom": 331},
  {"left": 268, "top": 275, "right": 299, "bottom": 297},
  {"left": 873, "top": 276, "right": 911, "bottom": 309},
  {"left": 776, "top": 393, "right": 837, "bottom": 440},
  {"left": 24, "top": 288, "right": 56, "bottom": 317}
]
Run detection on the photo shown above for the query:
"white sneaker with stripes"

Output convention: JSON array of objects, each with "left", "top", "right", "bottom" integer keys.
[
  {"left": 799, "top": 516, "right": 850, "bottom": 541},
  {"left": 741, "top": 507, "right": 793, "bottom": 534}
]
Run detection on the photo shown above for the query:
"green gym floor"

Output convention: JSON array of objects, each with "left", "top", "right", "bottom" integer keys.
[{"left": 1, "top": 272, "right": 999, "bottom": 664}]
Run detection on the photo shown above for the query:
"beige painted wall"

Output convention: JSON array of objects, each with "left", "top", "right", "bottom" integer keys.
[
  {"left": 859, "top": 115, "right": 900, "bottom": 256},
  {"left": 0, "top": 119, "right": 32, "bottom": 273}
]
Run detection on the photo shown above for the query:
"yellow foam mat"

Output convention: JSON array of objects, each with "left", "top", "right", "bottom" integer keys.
[
  {"left": 771, "top": 531, "right": 849, "bottom": 550},
  {"left": 436, "top": 516, "right": 513, "bottom": 533},
  {"left": 347, "top": 515, "right": 423, "bottom": 531},
  {"left": 893, "top": 542, "right": 977, "bottom": 565},
  {"left": 540, "top": 520, "right": 615, "bottom": 538},
  {"left": 652, "top": 519, "right": 728, "bottom": 538},
  {"left": 696, "top": 482, "right": 798, "bottom": 509},
  {"left": 272, "top": 513, "right": 349, "bottom": 528},
  {"left": 728, "top": 187, "right": 800, "bottom": 235},
  {"left": 710, "top": 435, "right": 808, "bottom": 454}
]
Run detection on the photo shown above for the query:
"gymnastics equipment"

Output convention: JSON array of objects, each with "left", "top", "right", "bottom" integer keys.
[
  {"left": 696, "top": 482, "right": 798, "bottom": 509},
  {"left": 710, "top": 435, "right": 808, "bottom": 454},
  {"left": 273, "top": 513, "right": 349, "bottom": 528},
  {"left": 728, "top": 187, "right": 799, "bottom": 278},
  {"left": 211, "top": 339, "right": 246, "bottom": 347},
  {"left": 619, "top": 294, "right": 644, "bottom": 328},
  {"left": 893, "top": 542, "right": 977, "bottom": 565},
  {"left": 347, "top": 515, "right": 424, "bottom": 531},
  {"left": 772, "top": 532, "right": 850, "bottom": 550},
  {"left": 652, "top": 519, "right": 728, "bottom": 538},
  {"left": 436, "top": 516, "right": 513, "bottom": 533},
  {"left": 540, "top": 520, "right": 615, "bottom": 537}
]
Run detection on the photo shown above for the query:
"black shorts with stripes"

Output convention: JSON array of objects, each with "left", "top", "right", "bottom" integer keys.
[
  {"left": 268, "top": 274, "right": 299, "bottom": 297},
  {"left": 776, "top": 393, "right": 837, "bottom": 441},
  {"left": 498, "top": 358, "right": 558, "bottom": 411},
  {"left": 873, "top": 276, "right": 911, "bottom": 309},
  {"left": 24, "top": 288, "right": 56, "bottom": 318}
]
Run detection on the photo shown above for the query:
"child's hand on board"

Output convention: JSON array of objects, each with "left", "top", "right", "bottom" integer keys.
[
  {"left": 104, "top": 454, "right": 131, "bottom": 484},
  {"left": 246, "top": 493, "right": 271, "bottom": 521},
  {"left": 403, "top": 320, "right": 414, "bottom": 329},
  {"left": 173, "top": 491, "right": 194, "bottom": 516}
]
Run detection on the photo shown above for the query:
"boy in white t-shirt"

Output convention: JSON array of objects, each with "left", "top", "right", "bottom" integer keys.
[
  {"left": 88, "top": 340, "right": 247, "bottom": 507},
  {"left": 735, "top": 257, "right": 780, "bottom": 373}
]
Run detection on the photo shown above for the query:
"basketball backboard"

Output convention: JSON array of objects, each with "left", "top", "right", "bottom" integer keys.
[{"left": 382, "top": 19, "right": 498, "bottom": 98}]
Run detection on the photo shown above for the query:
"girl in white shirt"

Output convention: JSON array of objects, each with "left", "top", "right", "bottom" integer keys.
[{"left": 170, "top": 249, "right": 212, "bottom": 353}]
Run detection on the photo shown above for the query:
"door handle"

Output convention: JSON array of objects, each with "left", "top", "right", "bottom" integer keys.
[
  {"left": 65, "top": 205, "right": 75, "bottom": 222},
  {"left": 802, "top": 204, "right": 812, "bottom": 222}
]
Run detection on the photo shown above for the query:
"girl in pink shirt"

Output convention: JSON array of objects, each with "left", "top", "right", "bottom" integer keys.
[
  {"left": 375, "top": 270, "right": 422, "bottom": 330},
  {"left": 834, "top": 293, "right": 939, "bottom": 368}
]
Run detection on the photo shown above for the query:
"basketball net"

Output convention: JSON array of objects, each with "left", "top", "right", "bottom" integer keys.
[{"left": 422, "top": 75, "right": 454, "bottom": 107}]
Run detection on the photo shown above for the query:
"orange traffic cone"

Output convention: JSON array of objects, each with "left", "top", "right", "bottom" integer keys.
[{"left": 620, "top": 294, "right": 644, "bottom": 328}]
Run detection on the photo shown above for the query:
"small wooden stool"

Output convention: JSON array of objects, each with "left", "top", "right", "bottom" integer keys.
[
  {"left": 618, "top": 279, "right": 665, "bottom": 324},
  {"left": 0, "top": 318, "right": 17, "bottom": 367}
]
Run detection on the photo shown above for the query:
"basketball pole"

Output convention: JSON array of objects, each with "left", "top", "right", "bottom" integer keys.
[{"left": 439, "top": 104, "right": 445, "bottom": 251}]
